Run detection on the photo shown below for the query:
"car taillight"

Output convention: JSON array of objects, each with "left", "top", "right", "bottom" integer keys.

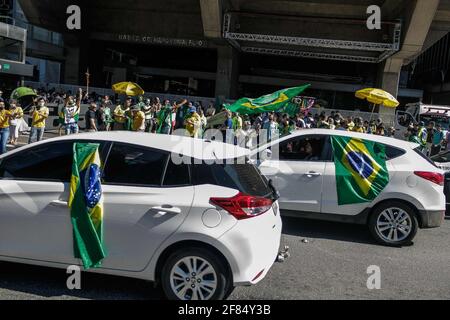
[
  {"left": 210, "top": 192, "right": 273, "bottom": 220},
  {"left": 414, "top": 171, "right": 444, "bottom": 186}
]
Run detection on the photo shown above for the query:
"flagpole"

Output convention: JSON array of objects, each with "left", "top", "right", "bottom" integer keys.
[{"left": 85, "top": 68, "right": 90, "bottom": 97}]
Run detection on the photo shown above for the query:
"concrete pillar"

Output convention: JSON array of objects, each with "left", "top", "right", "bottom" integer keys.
[
  {"left": 215, "top": 45, "right": 239, "bottom": 100},
  {"left": 379, "top": 57, "right": 403, "bottom": 116},
  {"left": 63, "top": 45, "right": 80, "bottom": 85}
]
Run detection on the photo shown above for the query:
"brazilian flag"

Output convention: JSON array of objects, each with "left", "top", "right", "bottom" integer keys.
[
  {"left": 69, "top": 143, "right": 106, "bottom": 269},
  {"left": 224, "top": 85, "right": 310, "bottom": 115},
  {"left": 59, "top": 104, "right": 80, "bottom": 125},
  {"left": 331, "top": 136, "right": 389, "bottom": 205}
]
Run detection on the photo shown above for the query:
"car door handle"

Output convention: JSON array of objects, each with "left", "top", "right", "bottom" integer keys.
[
  {"left": 305, "top": 171, "right": 322, "bottom": 178},
  {"left": 151, "top": 205, "right": 182, "bottom": 217},
  {"left": 50, "top": 200, "right": 68, "bottom": 207}
]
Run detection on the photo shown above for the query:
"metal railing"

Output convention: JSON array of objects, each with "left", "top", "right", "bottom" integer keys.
[
  {"left": 23, "top": 81, "right": 396, "bottom": 126},
  {"left": 23, "top": 81, "right": 228, "bottom": 107}
]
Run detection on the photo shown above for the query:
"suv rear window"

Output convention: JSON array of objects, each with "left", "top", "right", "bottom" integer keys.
[
  {"left": 385, "top": 145, "right": 406, "bottom": 160},
  {"left": 191, "top": 159, "right": 272, "bottom": 197}
]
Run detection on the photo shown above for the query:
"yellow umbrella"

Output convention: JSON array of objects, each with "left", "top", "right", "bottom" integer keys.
[
  {"left": 112, "top": 82, "right": 145, "bottom": 96},
  {"left": 355, "top": 88, "right": 399, "bottom": 108}
]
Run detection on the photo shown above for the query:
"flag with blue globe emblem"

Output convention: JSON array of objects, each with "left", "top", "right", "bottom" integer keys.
[
  {"left": 69, "top": 143, "right": 106, "bottom": 269},
  {"left": 331, "top": 136, "right": 389, "bottom": 205}
]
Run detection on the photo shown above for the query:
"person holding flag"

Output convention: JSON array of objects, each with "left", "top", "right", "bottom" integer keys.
[
  {"left": 63, "top": 88, "right": 82, "bottom": 135},
  {"left": 113, "top": 97, "right": 132, "bottom": 131},
  {"left": 157, "top": 99, "right": 187, "bottom": 134},
  {"left": 184, "top": 105, "right": 202, "bottom": 138}
]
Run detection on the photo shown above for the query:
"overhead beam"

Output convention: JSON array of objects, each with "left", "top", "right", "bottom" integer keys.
[
  {"left": 200, "top": 0, "right": 222, "bottom": 38},
  {"left": 239, "top": 0, "right": 368, "bottom": 19},
  {"left": 435, "top": 9, "right": 450, "bottom": 21},
  {"left": 381, "top": 0, "right": 407, "bottom": 20},
  {"left": 392, "top": 0, "right": 440, "bottom": 63}
]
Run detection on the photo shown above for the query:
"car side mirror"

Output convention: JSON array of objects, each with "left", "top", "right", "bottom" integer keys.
[{"left": 261, "top": 148, "right": 272, "bottom": 160}]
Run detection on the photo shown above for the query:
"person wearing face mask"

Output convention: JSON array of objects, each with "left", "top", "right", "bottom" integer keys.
[
  {"left": 113, "top": 97, "right": 132, "bottom": 131},
  {"left": 28, "top": 97, "right": 49, "bottom": 144},
  {"left": 8, "top": 100, "right": 24, "bottom": 146},
  {"left": 0, "top": 101, "right": 12, "bottom": 154},
  {"left": 63, "top": 88, "right": 82, "bottom": 135}
]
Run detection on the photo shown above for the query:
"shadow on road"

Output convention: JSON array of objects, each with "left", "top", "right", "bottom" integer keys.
[
  {"left": 281, "top": 215, "right": 375, "bottom": 245},
  {"left": 0, "top": 262, "right": 163, "bottom": 300}
]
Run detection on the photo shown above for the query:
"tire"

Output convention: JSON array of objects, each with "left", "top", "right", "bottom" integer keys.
[
  {"left": 368, "top": 201, "right": 418, "bottom": 247},
  {"left": 161, "top": 247, "right": 232, "bottom": 300}
]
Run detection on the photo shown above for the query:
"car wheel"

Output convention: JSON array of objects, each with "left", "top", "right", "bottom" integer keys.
[
  {"left": 369, "top": 201, "right": 418, "bottom": 247},
  {"left": 161, "top": 247, "right": 232, "bottom": 300}
]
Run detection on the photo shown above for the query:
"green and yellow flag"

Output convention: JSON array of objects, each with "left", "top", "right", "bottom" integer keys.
[
  {"left": 224, "top": 85, "right": 310, "bottom": 115},
  {"left": 69, "top": 143, "right": 106, "bottom": 269},
  {"left": 331, "top": 136, "right": 389, "bottom": 205},
  {"left": 59, "top": 104, "right": 80, "bottom": 125}
]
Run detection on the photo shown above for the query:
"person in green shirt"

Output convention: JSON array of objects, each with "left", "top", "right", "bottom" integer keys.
[{"left": 157, "top": 99, "right": 187, "bottom": 134}]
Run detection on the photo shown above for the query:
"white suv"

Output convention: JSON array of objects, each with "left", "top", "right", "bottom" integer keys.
[
  {"left": 252, "top": 129, "right": 445, "bottom": 246},
  {"left": 0, "top": 132, "right": 283, "bottom": 300}
]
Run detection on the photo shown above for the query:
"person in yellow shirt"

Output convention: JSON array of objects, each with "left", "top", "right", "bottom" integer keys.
[
  {"left": 131, "top": 106, "right": 146, "bottom": 132},
  {"left": 184, "top": 106, "right": 202, "bottom": 138},
  {"left": 8, "top": 100, "right": 24, "bottom": 146},
  {"left": 0, "top": 101, "right": 12, "bottom": 154},
  {"left": 28, "top": 97, "right": 49, "bottom": 144},
  {"left": 352, "top": 117, "right": 366, "bottom": 133},
  {"left": 113, "top": 97, "right": 132, "bottom": 130}
]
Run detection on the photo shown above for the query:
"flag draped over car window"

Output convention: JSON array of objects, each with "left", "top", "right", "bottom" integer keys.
[
  {"left": 331, "top": 136, "right": 389, "bottom": 205},
  {"left": 223, "top": 85, "right": 310, "bottom": 115},
  {"left": 69, "top": 143, "right": 106, "bottom": 269}
]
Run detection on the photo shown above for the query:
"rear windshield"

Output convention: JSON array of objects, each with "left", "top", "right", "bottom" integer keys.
[
  {"left": 414, "top": 147, "right": 438, "bottom": 168},
  {"left": 192, "top": 159, "right": 272, "bottom": 197}
]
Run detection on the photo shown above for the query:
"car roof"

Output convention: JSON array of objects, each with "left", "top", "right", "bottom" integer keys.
[
  {"left": 2, "top": 132, "right": 249, "bottom": 161},
  {"left": 255, "top": 129, "right": 418, "bottom": 151}
]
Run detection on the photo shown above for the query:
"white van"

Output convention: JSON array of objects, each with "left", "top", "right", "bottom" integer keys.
[{"left": 395, "top": 102, "right": 450, "bottom": 139}]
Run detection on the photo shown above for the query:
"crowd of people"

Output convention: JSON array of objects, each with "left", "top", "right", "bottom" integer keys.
[{"left": 1, "top": 87, "right": 449, "bottom": 157}]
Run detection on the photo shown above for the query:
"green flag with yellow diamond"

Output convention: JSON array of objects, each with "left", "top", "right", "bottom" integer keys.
[
  {"left": 69, "top": 143, "right": 106, "bottom": 269},
  {"left": 331, "top": 136, "right": 389, "bottom": 205},
  {"left": 223, "top": 85, "right": 310, "bottom": 115}
]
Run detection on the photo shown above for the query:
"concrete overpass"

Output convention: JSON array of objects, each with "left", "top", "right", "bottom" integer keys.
[{"left": 16, "top": 0, "right": 450, "bottom": 112}]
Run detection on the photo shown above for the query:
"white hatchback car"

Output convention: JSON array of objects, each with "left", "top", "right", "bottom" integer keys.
[
  {"left": 0, "top": 132, "right": 283, "bottom": 300},
  {"left": 252, "top": 129, "right": 445, "bottom": 246}
]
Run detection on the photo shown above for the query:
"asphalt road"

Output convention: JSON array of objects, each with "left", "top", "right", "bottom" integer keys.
[
  {"left": 2, "top": 133, "right": 450, "bottom": 300},
  {"left": 0, "top": 216, "right": 449, "bottom": 300}
]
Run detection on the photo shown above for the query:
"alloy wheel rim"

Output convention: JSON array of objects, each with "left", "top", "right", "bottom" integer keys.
[
  {"left": 170, "top": 256, "right": 218, "bottom": 300},
  {"left": 376, "top": 207, "right": 412, "bottom": 242}
]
